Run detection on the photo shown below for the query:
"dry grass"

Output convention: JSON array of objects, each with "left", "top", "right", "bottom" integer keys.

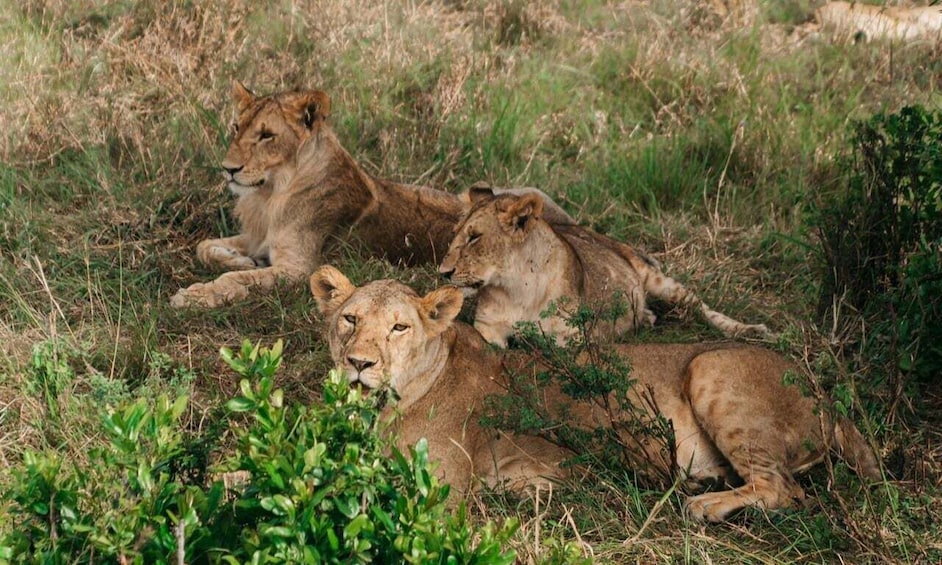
[{"left": 1, "top": 0, "right": 941, "bottom": 561}]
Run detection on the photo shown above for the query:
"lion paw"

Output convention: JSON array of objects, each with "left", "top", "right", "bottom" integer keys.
[
  {"left": 197, "top": 243, "right": 257, "bottom": 270},
  {"left": 685, "top": 491, "right": 743, "bottom": 523},
  {"left": 170, "top": 283, "right": 218, "bottom": 309},
  {"left": 752, "top": 323, "right": 771, "bottom": 336},
  {"left": 171, "top": 275, "right": 253, "bottom": 308}
]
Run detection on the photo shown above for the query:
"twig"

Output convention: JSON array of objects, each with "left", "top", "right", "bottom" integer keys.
[
  {"left": 624, "top": 477, "right": 679, "bottom": 545},
  {"left": 561, "top": 504, "right": 594, "bottom": 559},
  {"left": 175, "top": 519, "right": 186, "bottom": 565}
]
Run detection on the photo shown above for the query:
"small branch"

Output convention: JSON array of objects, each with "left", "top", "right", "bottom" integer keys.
[
  {"left": 175, "top": 519, "right": 186, "bottom": 565},
  {"left": 49, "top": 491, "right": 58, "bottom": 544}
]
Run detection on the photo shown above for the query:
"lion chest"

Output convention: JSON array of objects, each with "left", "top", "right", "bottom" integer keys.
[
  {"left": 475, "top": 287, "right": 575, "bottom": 346},
  {"left": 392, "top": 383, "right": 489, "bottom": 491},
  {"left": 233, "top": 190, "right": 276, "bottom": 256}
]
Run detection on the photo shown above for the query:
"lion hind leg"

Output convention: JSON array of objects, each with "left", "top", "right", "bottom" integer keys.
[
  {"left": 685, "top": 415, "right": 805, "bottom": 522},
  {"left": 685, "top": 465, "right": 803, "bottom": 522},
  {"left": 634, "top": 260, "right": 768, "bottom": 337},
  {"left": 698, "top": 302, "right": 769, "bottom": 337},
  {"left": 682, "top": 351, "right": 809, "bottom": 521}
]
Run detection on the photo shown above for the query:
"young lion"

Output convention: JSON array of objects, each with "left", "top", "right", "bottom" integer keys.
[
  {"left": 438, "top": 189, "right": 769, "bottom": 346},
  {"left": 815, "top": 1, "right": 942, "bottom": 42},
  {"left": 310, "top": 265, "right": 572, "bottom": 493},
  {"left": 170, "top": 82, "right": 572, "bottom": 308},
  {"left": 309, "top": 266, "right": 880, "bottom": 522}
]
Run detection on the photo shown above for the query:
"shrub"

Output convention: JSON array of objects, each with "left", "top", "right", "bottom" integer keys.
[
  {"left": 0, "top": 340, "right": 518, "bottom": 564},
  {"left": 218, "top": 341, "right": 517, "bottom": 564},
  {"left": 1, "top": 392, "right": 218, "bottom": 562},
  {"left": 812, "top": 106, "right": 942, "bottom": 406},
  {"left": 481, "top": 297, "right": 676, "bottom": 491}
]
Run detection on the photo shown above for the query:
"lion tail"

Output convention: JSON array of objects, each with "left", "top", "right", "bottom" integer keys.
[{"left": 833, "top": 417, "right": 882, "bottom": 482}]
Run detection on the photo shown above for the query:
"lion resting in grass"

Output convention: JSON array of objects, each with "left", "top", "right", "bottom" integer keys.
[
  {"left": 309, "top": 265, "right": 572, "bottom": 492},
  {"left": 438, "top": 189, "right": 768, "bottom": 346},
  {"left": 815, "top": 2, "right": 942, "bottom": 42},
  {"left": 309, "top": 265, "right": 880, "bottom": 522},
  {"left": 170, "top": 82, "right": 571, "bottom": 308}
]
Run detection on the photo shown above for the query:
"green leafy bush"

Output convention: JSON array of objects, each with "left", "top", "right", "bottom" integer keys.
[
  {"left": 219, "top": 340, "right": 517, "bottom": 564},
  {"left": 482, "top": 298, "right": 676, "bottom": 491},
  {"left": 1, "top": 392, "right": 220, "bottom": 562},
  {"left": 0, "top": 340, "right": 518, "bottom": 564},
  {"left": 813, "top": 106, "right": 942, "bottom": 401}
]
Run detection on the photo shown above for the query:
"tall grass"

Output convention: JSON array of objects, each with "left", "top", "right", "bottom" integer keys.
[{"left": 1, "top": 0, "right": 941, "bottom": 561}]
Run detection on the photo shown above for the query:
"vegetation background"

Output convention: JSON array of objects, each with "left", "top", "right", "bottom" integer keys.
[{"left": 1, "top": 0, "right": 940, "bottom": 562}]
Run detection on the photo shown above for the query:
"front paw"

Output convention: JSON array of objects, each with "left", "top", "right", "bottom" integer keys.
[
  {"left": 197, "top": 243, "right": 257, "bottom": 270},
  {"left": 170, "top": 283, "right": 219, "bottom": 309}
]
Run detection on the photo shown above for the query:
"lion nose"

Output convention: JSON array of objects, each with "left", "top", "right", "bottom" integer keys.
[
  {"left": 347, "top": 356, "right": 376, "bottom": 373},
  {"left": 439, "top": 266, "right": 454, "bottom": 280},
  {"left": 223, "top": 165, "right": 243, "bottom": 177}
]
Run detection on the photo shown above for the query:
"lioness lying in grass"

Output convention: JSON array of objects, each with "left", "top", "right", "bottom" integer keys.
[
  {"left": 309, "top": 265, "right": 880, "bottom": 522},
  {"left": 439, "top": 189, "right": 768, "bottom": 346}
]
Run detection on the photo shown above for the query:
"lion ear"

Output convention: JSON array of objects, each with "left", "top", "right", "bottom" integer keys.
[
  {"left": 420, "top": 286, "right": 464, "bottom": 335},
  {"left": 498, "top": 193, "right": 544, "bottom": 234},
  {"left": 310, "top": 265, "right": 355, "bottom": 317},
  {"left": 461, "top": 182, "right": 496, "bottom": 207},
  {"left": 287, "top": 90, "right": 331, "bottom": 130},
  {"left": 231, "top": 80, "right": 256, "bottom": 114}
]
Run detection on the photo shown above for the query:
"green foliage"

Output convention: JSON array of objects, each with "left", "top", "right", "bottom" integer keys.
[
  {"left": 4, "top": 1, "right": 941, "bottom": 560},
  {"left": 813, "top": 106, "right": 942, "bottom": 394},
  {"left": 533, "top": 535, "right": 593, "bottom": 565},
  {"left": 25, "top": 340, "right": 76, "bottom": 424},
  {"left": 1, "top": 340, "right": 518, "bottom": 563},
  {"left": 1, "top": 392, "right": 219, "bottom": 563},
  {"left": 481, "top": 298, "right": 676, "bottom": 491},
  {"left": 220, "top": 340, "right": 517, "bottom": 564}
]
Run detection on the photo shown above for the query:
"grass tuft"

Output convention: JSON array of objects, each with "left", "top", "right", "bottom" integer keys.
[{"left": 1, "top": 0, "right": 941, "bottom": 561}]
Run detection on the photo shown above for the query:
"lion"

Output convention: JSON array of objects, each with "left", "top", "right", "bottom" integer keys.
[
  {"left": 170, "top": 82, "right": 572, "bottom": 308},
  {"left": 438, "top": 189, "right": 769, "bottom": 347},
  {"left": 309, "top": 265, "right": 572, "bottom": 493},
  {"left": 815, "top": 2, "right": 942, "bottom": 43},
  {"left": 309, "top": 265, "right": 880, "bottom": 522}
]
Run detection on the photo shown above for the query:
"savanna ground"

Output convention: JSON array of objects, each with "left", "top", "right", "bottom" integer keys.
[{"left": 1, "top": 0, "right": 941, "bottom": 562}]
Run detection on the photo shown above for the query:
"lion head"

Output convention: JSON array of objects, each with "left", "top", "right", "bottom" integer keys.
[
  {"left": 439, "top": 188, "right": 546, "bottom": 289},
  {"left": 309, "top": 266, "right": 464, "bottom": 406},
  {"left": 221, "top": 81, "right": 331, "bottom": 196}
]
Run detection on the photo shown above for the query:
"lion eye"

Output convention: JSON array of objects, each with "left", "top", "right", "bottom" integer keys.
[
  {"left": 343, "top": 314, "right": 357, "bottom": 325},
  {"left": 392, "top": 323, "right": 410, "bottom": 333},
  {"left": 468, "top": 232, "right": 482, "bottom": 245},
  {"left": 259, "top": 130, "right": 275, "bottom": 141}
]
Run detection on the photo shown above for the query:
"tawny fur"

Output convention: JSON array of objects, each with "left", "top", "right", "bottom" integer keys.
[
  {"left": 438, "top": 190, "right": 769, "bottom": 347},
  {"left": 309, "top": 266, "right": 570, "bottom": 492},
  {"left": 310, "top": 267, "right": 881, "bottom": 522},
  {"left": 815, "top": 2, "right": 942, "bottom": 42},
  {"left": 170, "top": 82, "right": 572, "bottom": 308}
]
